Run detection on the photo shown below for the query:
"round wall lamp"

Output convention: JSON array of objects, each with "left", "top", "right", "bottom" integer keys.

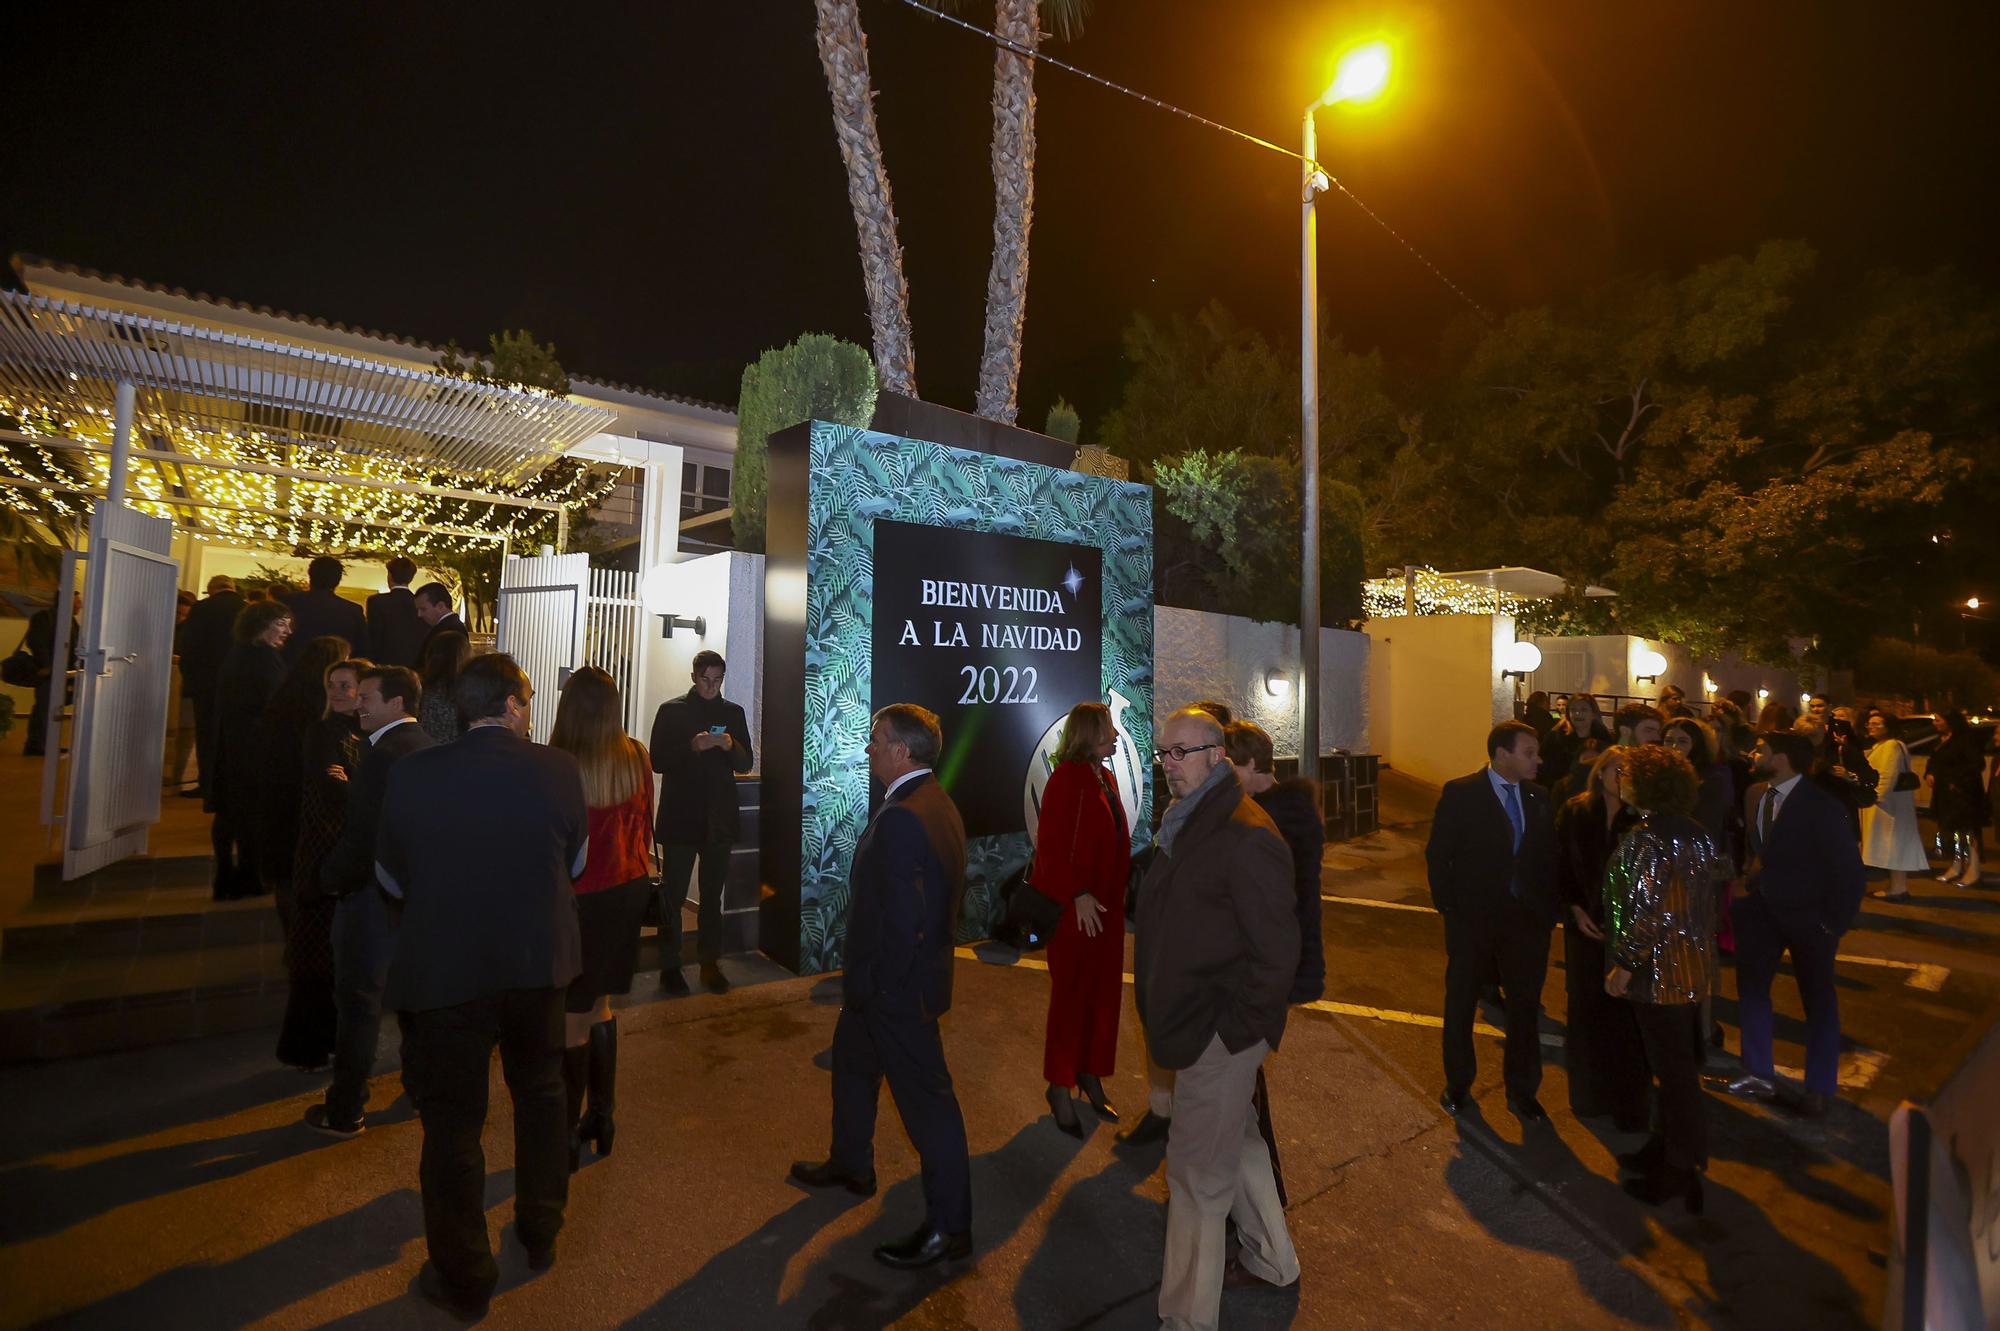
[
  {"left": 1500, "top": 640, "right": 1543, "bottom": 681},
  {"left": 1633, "top": 647, "right": 1669, "bottom": 684},
  {"left": 1264, "top": 668, "right": 1294, "bottom": 698}
]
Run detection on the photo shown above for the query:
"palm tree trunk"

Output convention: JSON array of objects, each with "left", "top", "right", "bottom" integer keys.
[
  {"left": 814, "top": 0, "right": 918, "bottom": 398},
  {"left": 974, "top": 0, "right": 1039, "bottom": 424}
]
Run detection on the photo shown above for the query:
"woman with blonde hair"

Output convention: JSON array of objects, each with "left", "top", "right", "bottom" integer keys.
[
  {"left": 547, "top": 666, "right": 655, "bottom": 1170},
  {"left": 1030, "top": 700, "right": 1131, "bottom": 1135}
]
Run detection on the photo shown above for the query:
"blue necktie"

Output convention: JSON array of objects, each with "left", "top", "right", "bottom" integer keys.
[{"left": 1502, "top": 782, "right": 1524, "bottom": 852}]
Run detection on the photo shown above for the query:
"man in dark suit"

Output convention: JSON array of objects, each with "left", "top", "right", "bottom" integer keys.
[
  {"left": 1426, "top": 720, "right": 1559, "bottom": 1121},
  {"left": 414, "top": 581, "right": 469, "bottom": 660},
  {"left": 649, "top": 649, "right": 755, "bottom": 995},
  {"left": 174, "top": 575, "right": 242, "bottom": 793},
  {"left": 364, "top": 556, "right": 426, "bottom": 668},
  {"left": 1724, "top": 730, "right": 1866, "bottom": 1116},
  {"left": 282, "top": 556, "right": 368, "bottom": 660},
  {"left": 376, "top": 653, "right": 587, "bottom": 1318},
  {"left": 790, "top": 703, "right": 973, "bottom": 1271},
  {"left": 308, "top": 664, "right": 434, "bottom": 1140}
]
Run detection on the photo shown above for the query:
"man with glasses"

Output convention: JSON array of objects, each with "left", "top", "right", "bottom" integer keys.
[
  {"left": 1135, "top": 705, "right": 1301, "bottom": 1328},
  {"left": 376, "top": 653, "right": 588, "bottom": 1317},
  {"left": 649, "top": 650, "right": 755, "bottom": 994}
]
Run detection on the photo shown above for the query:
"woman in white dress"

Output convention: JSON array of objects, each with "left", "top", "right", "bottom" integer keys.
[{"left": 1863, "top": 708, "right": 1931, "bottom": 900}]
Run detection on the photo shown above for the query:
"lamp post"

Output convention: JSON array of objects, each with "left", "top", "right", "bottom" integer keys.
[{"left": 1300, "top": 42, "right": 1390, "bottom": 783}]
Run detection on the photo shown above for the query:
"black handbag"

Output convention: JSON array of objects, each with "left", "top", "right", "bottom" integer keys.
[
  {"left": 1007, "top": 861, "right": 1064, "bottom": 935},
  {"left": 1894, "top": 770, "right": 1921, "bottom": 793},
  {"left": 1, "top": 645, "right": 36, "bottom": 689}
]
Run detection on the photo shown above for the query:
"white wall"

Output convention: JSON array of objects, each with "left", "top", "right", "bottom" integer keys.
[
  {"left": 1152, "top": 607, "right": 1370, "bottom": 756},
  {"left": 640, "top": 552, "right": 764, "bottom": 765},
  {"left": 1365, "top": 613, "right": 1516, "bottom": 787},
  {"left": 1528, "top": 634, "right": 1817, "bottom": 714}
]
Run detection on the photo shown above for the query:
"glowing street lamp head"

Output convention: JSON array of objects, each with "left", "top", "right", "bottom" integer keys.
[{"left": 1323, "top": 41, "right": 1392, "bottom": 106}]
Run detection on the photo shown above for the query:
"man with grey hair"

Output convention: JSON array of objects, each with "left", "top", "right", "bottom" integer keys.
[
  {"left": 792, "top": 703, "right": 973, "bottom": 1270},
  {"left": 1137, "top": 705, "right": 1301, "bottom": 1328}
]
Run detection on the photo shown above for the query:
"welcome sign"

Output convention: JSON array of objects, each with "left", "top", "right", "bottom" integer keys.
[
  {"left": 762, "top": 420, "right": 1155, "bottom": 975},
  {"left": 870, "top": 521, "right": 1101, "bottom": 837}
]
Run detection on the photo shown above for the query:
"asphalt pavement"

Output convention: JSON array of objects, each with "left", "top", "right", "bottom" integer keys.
[{"left": 2, "top": 771, "right": 1994, "bottom": 1330}]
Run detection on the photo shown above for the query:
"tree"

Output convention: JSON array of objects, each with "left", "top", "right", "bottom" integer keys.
[
  {"left": 730, "top": 334, "right": 879, "bottom": 551},
  {"left": 1043, "top": 396, "right": 1081, "bottom": 444},
  {"left": 814, "top": 0, "right": 918, "bottom": 397},
  {"left": 970, "top": 0, "right": 1090, "bottom": 423},
  {"left": 434, "top": 329, "right": 570, "bottom": 395},
  {"left": 1099, "top": 303, "right": 1298, "bottom": 470}
]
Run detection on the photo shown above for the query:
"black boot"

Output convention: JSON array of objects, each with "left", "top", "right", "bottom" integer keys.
[
  {"left": 586, "top": 1019, "right": 618, "bottom": 1157},
  {"left": 562, "top": 1044, "right": 589, "bottom": 1173}
]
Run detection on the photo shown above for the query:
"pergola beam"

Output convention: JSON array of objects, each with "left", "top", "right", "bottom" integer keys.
[{"left": 0, "top": 473, "right": 508, "bottom": 544}]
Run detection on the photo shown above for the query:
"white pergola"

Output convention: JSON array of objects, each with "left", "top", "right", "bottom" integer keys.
[{"left": 0, "top": 289, "right": 618, "bottom": 553}]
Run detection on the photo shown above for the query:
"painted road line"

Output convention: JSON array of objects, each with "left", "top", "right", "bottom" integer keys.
[
  {"left": 1772, "top": 1048, "right": 1887, "bottom": 1092},
  {"left": 954, "top": 947, "right": 1559, "bottom": 1045},
  {"left": 1319, "top": 897, "right": 1952, "bottom": 990}
]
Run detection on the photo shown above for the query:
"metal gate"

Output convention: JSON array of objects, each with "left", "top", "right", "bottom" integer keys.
[
  {"left": 585, "top": 566, "right": 645, "bottom": 737},
  {"left": 63, "top": 500, "right": 180, "bottom": 879},
  {"left": 496, "top": 550, "right": 590, "bottom": 739}
]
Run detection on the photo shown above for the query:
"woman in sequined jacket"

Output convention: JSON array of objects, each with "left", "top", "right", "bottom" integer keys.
[{"left": 1604, "top": 743, "right": 1720, "bottom": 1214}]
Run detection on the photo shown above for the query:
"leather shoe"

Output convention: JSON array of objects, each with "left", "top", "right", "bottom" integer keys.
[
  {"left": 1788, "top": 1089, "right": 1830, "bottom": 1118},
  {"left": 1077, "top": 1073, "right": 1119, "bottom": 1123},
  {"left": 524, "top": 1239, "right": 556, "bottom": 1272},
  {"left": 416, "top": 1262, "right": 489, "bottom": 1321},
  {"left": 1223, "top": 1253, "right": 1300, "bottom": 1291},
  {"left": 1719, "top": 1072, "right": 1777, "bottom": 1101},
  {"left": 1438, "top": 1088, "right": 1471, "bottom": 1115},
  {"left": 701, "top": 963, "right": 731, "bottom": 994},
  {"left": 1046, "top": 1085, "right": 1084, "bottom": 1138},
  {"left": 1116, "top": 1108, "right": 1171, "bottom": 1145},
  {"left": 873, "top": 1225, "right": 972, "bottom": 1269},
  {"left": 1507, "top": 1096, "right": 1550, "bottom": 1123},
  {"left": 659, "top": 967, "right": 691, "bottom": 997},
  {"left": 789, "top": 1158, "right": 877, "bottom": 1196}
]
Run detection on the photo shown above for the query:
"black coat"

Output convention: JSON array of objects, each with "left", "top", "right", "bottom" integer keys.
[
  {"left": 841, "top": 773, "right": 967, "bottom": 1020},
  {"left": 417, "top": 611, "right": 470, "bottom": 662},
  {"left": 377, "top": 725, "right": 588, "bottom": 1012},
  {"left": 256, "top": 675, "right": 332, "bottom": 883},
  {"left": 177, "top": 591, "right": 242, "bottom": 702},
  {"left": 320, "top": 720, "right": 435, "bottom": 896},
  {"left": 1553, "top": 791, "right": 1637, "bottom": 923},
  {"left": 364, "top": 587, "right": 425, "bottom": 668},
  {"left": 282, "top": 588, "right": 366, "bottom": 660},
  {"left": 210, "top": 642, "right": 286, "bottom": 819},
  {"left": 1929, "top": 729, "right": 1990, "bottom": 833},
  {"left": 1252, "top": 778, "right": 1326, "bottom": 1005},
  {"left": 1425, "top": 768, "right": 1558, "bottom": 925},
  {"left": 1745, "top": 776, "right": 1867, "bottom": 935},
  {"left": 650, "top": 689, "right": 754, "bottom": 845}
]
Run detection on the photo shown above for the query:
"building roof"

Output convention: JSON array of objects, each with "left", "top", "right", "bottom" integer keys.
[
  {"left": 1442, "top": 567, "right": 1617, "bottom": 599},
  {"left": 9, "top": 254, "right": 733, "bottom": 416}
]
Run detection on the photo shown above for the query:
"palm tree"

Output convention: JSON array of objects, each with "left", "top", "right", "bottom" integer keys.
[
  {"left": 813, "top": 0, "right": 919, "bottom": 398},
  {"left": 973, "top": 0, "right": 1089, "bottom": 425}
]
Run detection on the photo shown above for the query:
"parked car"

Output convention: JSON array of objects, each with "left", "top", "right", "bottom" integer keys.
[{"left": 1893, "top": 714, "right": 1997, "bottom": 812}]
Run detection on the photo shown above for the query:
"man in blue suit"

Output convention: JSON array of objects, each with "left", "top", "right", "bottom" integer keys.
[
  {"left": 791, "top": 703, "right": 973, "bottom": 1270},
  {"left": 1726, "top": 729, "right": 1866, "bottom": 1116}
]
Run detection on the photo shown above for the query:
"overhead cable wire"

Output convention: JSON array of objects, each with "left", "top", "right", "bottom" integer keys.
[{"left": 889, "top": 0, "right": 1494, "bottom": 323}]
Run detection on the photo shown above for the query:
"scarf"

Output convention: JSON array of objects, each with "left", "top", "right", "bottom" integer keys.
[{"left": 1155, "top": 758, "right": 1236, "bottom": 856}]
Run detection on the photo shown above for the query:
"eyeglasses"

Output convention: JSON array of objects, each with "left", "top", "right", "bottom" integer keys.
[{"left": 1153, "top": 743, "right": 1219, "bottom": 762}]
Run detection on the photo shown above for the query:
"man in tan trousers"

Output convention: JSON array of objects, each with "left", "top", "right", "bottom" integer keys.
[{"left": 1135, "top": 706, "right": 1302, "bottom": 1330}]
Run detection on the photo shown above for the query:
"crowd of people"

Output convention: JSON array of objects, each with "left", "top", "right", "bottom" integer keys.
[{"left": 1434, "top": 683, "right": 1990, "bottom": 1219}]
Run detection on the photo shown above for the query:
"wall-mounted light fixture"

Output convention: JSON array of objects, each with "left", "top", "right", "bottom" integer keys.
[
  {"left": 1264, "top": 668, "right": 1293, "bottom": 698},
  {"left": 658, "top": 613, "right": 706, "bottom": 640},
  {"left": 1702, "top": 674, "right": 1717, "bottom": 696},
  {"left": 1500, "top": 640, "right": 1543, "bottom": 681},
  {"left": 641, "top": 565, "right": 706, "bottom": 640},
  {"left": 1757, "top": 687, "right": 1771, "bottom": 703},
  {"left": 1633, "top": 647, "right": 1668, "bottom": 684}
]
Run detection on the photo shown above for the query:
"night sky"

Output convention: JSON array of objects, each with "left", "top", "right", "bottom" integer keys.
[{"left": 5, "top": 1, "right": 1996, "bottom": 425}]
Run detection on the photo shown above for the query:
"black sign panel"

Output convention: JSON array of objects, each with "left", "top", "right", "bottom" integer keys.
[{"left": 870, "top": 520, "right": 1102, "bottom": 837}]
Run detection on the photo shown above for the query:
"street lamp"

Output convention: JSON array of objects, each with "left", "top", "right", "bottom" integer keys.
[{"left": 1301, "top": 39, "right": 1392, "bottom": 784}]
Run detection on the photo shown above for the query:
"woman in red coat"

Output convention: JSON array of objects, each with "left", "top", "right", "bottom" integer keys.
[{"left": 1033, "top": 701, "right": 1132, "bottom": 1135}]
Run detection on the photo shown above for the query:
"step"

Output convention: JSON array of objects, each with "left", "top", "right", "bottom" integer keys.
[
  {"left": 2, "top": 887, "right": 277, "bottom": 960},
  {"left": 32, "top": 854, "right": 214, "bottom": 901},
  {"left": 0, "top": 939, "right": 289, "bottom": 1061}
]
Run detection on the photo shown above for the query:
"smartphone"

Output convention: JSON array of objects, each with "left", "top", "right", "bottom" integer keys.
[{"left": 709, "top": 725, "right": 728, "bottom": 735}]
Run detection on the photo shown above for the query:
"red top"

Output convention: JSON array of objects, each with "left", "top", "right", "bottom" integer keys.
[
  {"left": 575, "top": 767, "right": 655, "bottom": 895},
  {"left": 1031, "top": 760, "right": 1132, "bottom": 909}
]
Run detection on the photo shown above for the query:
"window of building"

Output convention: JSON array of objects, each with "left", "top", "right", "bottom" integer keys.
[{"left": 681, "top": 461, "right": 731, "bottom": 521}]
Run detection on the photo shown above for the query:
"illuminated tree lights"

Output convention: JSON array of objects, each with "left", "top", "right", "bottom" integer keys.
[
  {"left": 1361, "top": 567, "right": 1531, "bottom": 618},
  {"left": 0, "top": 395, "right": 623, "bottom": 557}
]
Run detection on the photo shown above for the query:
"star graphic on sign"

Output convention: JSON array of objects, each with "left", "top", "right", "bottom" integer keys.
[{"left": 1061, "top": 563, "right": 1085, "bottom": 598}]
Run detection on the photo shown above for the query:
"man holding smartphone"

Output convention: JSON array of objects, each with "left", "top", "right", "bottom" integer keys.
[{"left": 648, "top": 650, "right": 754, "bottom": 994}]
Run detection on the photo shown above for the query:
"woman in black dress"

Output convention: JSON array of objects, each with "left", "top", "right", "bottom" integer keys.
[
  {"left": 1927, "top": 710, "right": 1988, "bottom": 886},
  {"left": 208, "top": 600, "right": 293, "bottom": 901},
  {"left": 258, "top": 635, "right": 353, "bottom": 904},
  {"left": 275, "top": 655, "right": 368, "bottom": 1071},
  {"left": 417, "top": 629, "right": 472, "bottom": 744},
  {"left": 1553, "top": 746, "right": 1648, "bottom": 1126},
  {"left": 1542, "top": 694, "right": 1613, "bottom": 802}
]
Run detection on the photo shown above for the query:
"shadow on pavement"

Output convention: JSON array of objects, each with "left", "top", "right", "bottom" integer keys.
[
  {"left": 624, "top": 1124, "right": 1079, "bottom": 1329},
  {"left": 0, "top": 1056, "right": 316, "bottom": 1169}
]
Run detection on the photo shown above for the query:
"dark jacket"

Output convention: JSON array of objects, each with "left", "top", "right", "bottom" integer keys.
[
  {"left": 841, "top": 772, "right": 967, "bottom": 1021},
  {"left": 1425, "top": 768, "right": 1558, "bottom": 925},
  {"left": 1928, "top": 729, "right": 1990, "bottom": 833},
  {"left": 1252, "top": 778, "right": 1326, "bottom": 1005},
  {"left": 1554, "top": 790, "right": 1637, "bottom": 924},
  {"left": 650, "top": 689, "right": 754, "bottom": 845},
  {"left": 1743, "top": 775, "right": 1867, "bottom": 936},
  {"left": 364, "top": 587, "right": 425, "bottom": 668},
  {"left": 255, "top": 672, "right": 331, "bottom": 885},
  {"left": 1134, "top": 770, "right": 1299, "bottom": 1070},
  {"left": 1539, "top": 720, "right": 1611, "bottom": 795},
  {"left": 282, "top": 587, "right": 366, "bottom": 660},
  {"left": 210, "top": 642, "right": 286, "bottom": 819},
  {"left": 417, "top": 611, "right": 470, "bottom": 662},
  {"left": 377, "top": 725, "right": 588, "bottom": 1012},
  {"left": 177, "top": 590, "right": 243, "bottom": 702},
  {"left": 320, "top": 719, "right": 435, "bottom": 896}
]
